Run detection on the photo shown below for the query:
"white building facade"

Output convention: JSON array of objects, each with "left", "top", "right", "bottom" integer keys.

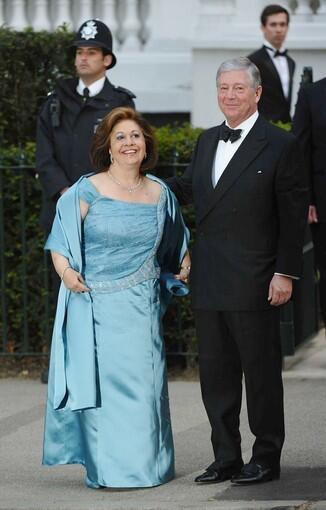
[{"left": 2, "top": 0, "right": 326, "bottom": 127}]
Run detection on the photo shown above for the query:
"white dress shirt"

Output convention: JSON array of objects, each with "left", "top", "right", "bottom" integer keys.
[
  {"left": 213, "top": 111, "right": 259, "bottom": 187},
  {"left": 76, "top": 76, "right": 106, "bottom": 97},
  {"left": 263, "top": 38, "right": 290, "bottom": 99}
]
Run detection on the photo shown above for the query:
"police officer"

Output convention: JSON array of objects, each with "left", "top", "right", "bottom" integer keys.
[{"left": 36, "top": 19, "right": 136, "bottom": 232}]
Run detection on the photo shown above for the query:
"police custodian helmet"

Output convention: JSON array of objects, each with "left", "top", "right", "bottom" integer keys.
[{"left": 71, "top": 19, "right": 117, "bottom": 69}]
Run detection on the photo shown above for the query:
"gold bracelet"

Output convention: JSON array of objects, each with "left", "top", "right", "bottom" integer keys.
[{"left": 61, "top": 265, "right": 72, "bottom": 280}]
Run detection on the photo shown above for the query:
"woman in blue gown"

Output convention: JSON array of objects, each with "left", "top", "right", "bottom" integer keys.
[{"left": 42, "top": 107, "right": 190, "bottom": 489}]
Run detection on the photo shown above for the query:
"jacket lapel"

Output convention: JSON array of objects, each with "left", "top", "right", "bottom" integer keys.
[
  {"left": 287, "top": 56, "right": 295, "bottom": 103},
  {"left": 198, "top": 116, "right": 267, "bottom": 224},
  {"left": 262, "top": 47, "right": 285, "bottom": 98},
  {"left": 200, "top": 126, "right": 221, "bottom": 196}
]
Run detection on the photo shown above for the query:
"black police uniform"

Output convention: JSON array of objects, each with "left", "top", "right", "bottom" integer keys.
[{"left": 36, "top": 77, "right": 135, "bottom": 231}]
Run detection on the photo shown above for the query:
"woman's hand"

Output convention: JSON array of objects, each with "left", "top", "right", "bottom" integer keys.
[
  {"left": 175, "top": 266, "right": 191, "bottom": 283},
  {"left": 62, "top": 268, "right": 90, "bottom": 293},
  {"left": 175, "top": 251, "right": 191, "bottom": 283}
]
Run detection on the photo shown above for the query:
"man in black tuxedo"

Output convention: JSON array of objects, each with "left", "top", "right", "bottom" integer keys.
[
  {"left": 293, "top": 78, "right": 326, "bottom": 327},
  {"left": 248, "top": 4, "right": 295, "bottom": 123},
  {"left": 167, "top": 57, "right": 308, "bottom": 485}
]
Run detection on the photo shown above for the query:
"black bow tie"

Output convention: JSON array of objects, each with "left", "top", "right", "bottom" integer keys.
[
  {"left": 219, "top": 124, "right": 242, "bottom": 143},
  {"left": 264, "top": 45, "right": 288, "bottom": 57},
  {"left": 274, "top": 49, "right": 288, "bottom": 57}
]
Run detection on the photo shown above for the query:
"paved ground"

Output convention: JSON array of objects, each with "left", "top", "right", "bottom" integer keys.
[{"left": 1, "top": 330, "right": 326, "bottom": 510}]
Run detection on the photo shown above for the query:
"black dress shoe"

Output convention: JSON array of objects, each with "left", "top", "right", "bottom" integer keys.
[
  {"left": 195, "top": 466, "right": 238, "bottom": 484},
  {"left": 231, "top": 462, "right": 280, "bottom": 485}
]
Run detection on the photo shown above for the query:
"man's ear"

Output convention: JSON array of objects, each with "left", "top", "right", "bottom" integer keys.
[
  {"left": 104, "top": 54, "right": 113, "bottom": 68},
  {"left": 255, "top": 85, "right": 263, "bottom": 103}
]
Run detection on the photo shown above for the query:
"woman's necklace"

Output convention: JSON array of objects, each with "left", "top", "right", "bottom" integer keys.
[{"left": 107, "top": 169, "right": 143, "bottom": 193}]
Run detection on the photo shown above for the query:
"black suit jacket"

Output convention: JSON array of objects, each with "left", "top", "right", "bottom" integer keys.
[
  {"left": 292, "top": 78, "right": 326, "bottom": 222},
  {"left": 248, "top": 46, "right": 295, "bottom": 123},
  {"left": 168, "top": 115, "right": 308, "bottom": 311}
]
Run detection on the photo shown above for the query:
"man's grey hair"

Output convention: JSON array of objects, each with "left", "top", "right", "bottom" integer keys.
[{"left": 216, "top": 57, "right": 261, "bottom": 89}]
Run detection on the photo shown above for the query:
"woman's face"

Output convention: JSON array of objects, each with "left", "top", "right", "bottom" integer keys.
[{"left": 109, "top": 119, "right": 146, "bottom": 168}]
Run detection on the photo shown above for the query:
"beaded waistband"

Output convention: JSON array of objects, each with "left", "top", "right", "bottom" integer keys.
[{"left": 86, "top": 257, "right": 160, "bottom": 294}]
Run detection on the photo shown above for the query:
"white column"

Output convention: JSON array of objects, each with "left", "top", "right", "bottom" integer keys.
[
  {"left": 55, "top": 0, "right": 73, "bottom": 27},
  {"left": 137, "top": 0, "right": 149, "bottom": 46},
  {"left": 101, "top": 0, "right": 118, "bottom": 39},
  {"left": 316, "top": 0, "right": 326, "bottom": 21},
  {"left": 10, "top": 0, "right": 28, "bottom": 29},
  {"left": 121, "top": 0, "right": 141, "bottom": 51},
  {"left": 279, "top": 0, "right": 292, "bottom": 11},
  {"left": 140, "top": 0, "right": 155, "bottom": 48},
  {"left": 0, "top": 0, "right": 3, "bottom": 26},
  {"left": 293, "top": 0, "right": 313, "bottom": 21},
  {"left": 75, "top": 0, "right": 93, "bottom": 28},
  {"left": 33, "top": 0, "right": 51, "bottom": 30}
]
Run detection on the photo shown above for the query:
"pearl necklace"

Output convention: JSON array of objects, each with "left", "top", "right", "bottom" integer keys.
[{"left": 107, "top": 170, "right": 143, "bottom": 193}]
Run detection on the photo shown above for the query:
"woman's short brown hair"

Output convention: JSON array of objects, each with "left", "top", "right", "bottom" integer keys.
[{"left": 90, "top": 107, "right": 158, "bottom": 173}]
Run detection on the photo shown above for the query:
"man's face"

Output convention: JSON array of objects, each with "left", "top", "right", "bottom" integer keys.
[
  {"left": 217, "top": 70, "right": 262, "bottom": 128},
  {"left": 261, "top": 12, "right": 289, "bottom": 49},
  {"left": 75, "top": 46, "right": 112, "bottom": 84}
]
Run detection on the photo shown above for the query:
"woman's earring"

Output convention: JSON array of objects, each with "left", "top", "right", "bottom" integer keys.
[
  {"left": 109, "top": 151, "right": 114, "bottom": 164},
  {"left": 144, "top": 152, "right": 147, "bottom": 160}
]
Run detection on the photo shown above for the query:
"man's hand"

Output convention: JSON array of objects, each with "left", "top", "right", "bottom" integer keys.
[
  {"left": 268, "top": 274, "right": 293, "bottom": 306},
  {"left": 308, "top": 205, "right": 318, "bottom": 224}
]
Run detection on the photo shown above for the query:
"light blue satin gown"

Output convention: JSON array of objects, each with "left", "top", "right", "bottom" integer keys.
[{"left": 43, "top": 178, "right": 175, "bottom": 488}]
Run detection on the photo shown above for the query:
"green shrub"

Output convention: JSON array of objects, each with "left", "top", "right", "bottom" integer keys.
[
  {"left": 154, "top": 124, "right": 202, "bottom": 163},
  {"left": 0, "top": 26, "right": 74, "bottom": 146},
  {"left": 271, "top": 121, "right": 292, "bottom": 131},
  {"left": 0, "top": 144, "right": 52, "bottom": 354}
]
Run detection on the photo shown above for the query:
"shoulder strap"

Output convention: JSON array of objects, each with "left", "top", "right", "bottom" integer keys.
[{"left": 114, "top": 85, "right": 136, "bottom": 99}]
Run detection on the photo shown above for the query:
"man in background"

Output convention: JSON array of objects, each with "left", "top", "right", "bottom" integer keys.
[
  {"left": 248, "top": 4, "right": 295, "bottom": 123},
  {"left": 293, "top": 77, "right": 326, "bottom": 329}
]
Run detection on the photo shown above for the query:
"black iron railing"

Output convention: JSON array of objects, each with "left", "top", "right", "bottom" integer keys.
[{"left": 0, "top": 161, "right": 51, "bottom": 356}]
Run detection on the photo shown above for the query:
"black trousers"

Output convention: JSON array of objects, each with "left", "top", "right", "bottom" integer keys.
[
  {"left": 195, "top": 308, "right": 284, "bottom": 471},
  {"left": 311, "top": 222, "right": 326, "bottom": 326}
]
